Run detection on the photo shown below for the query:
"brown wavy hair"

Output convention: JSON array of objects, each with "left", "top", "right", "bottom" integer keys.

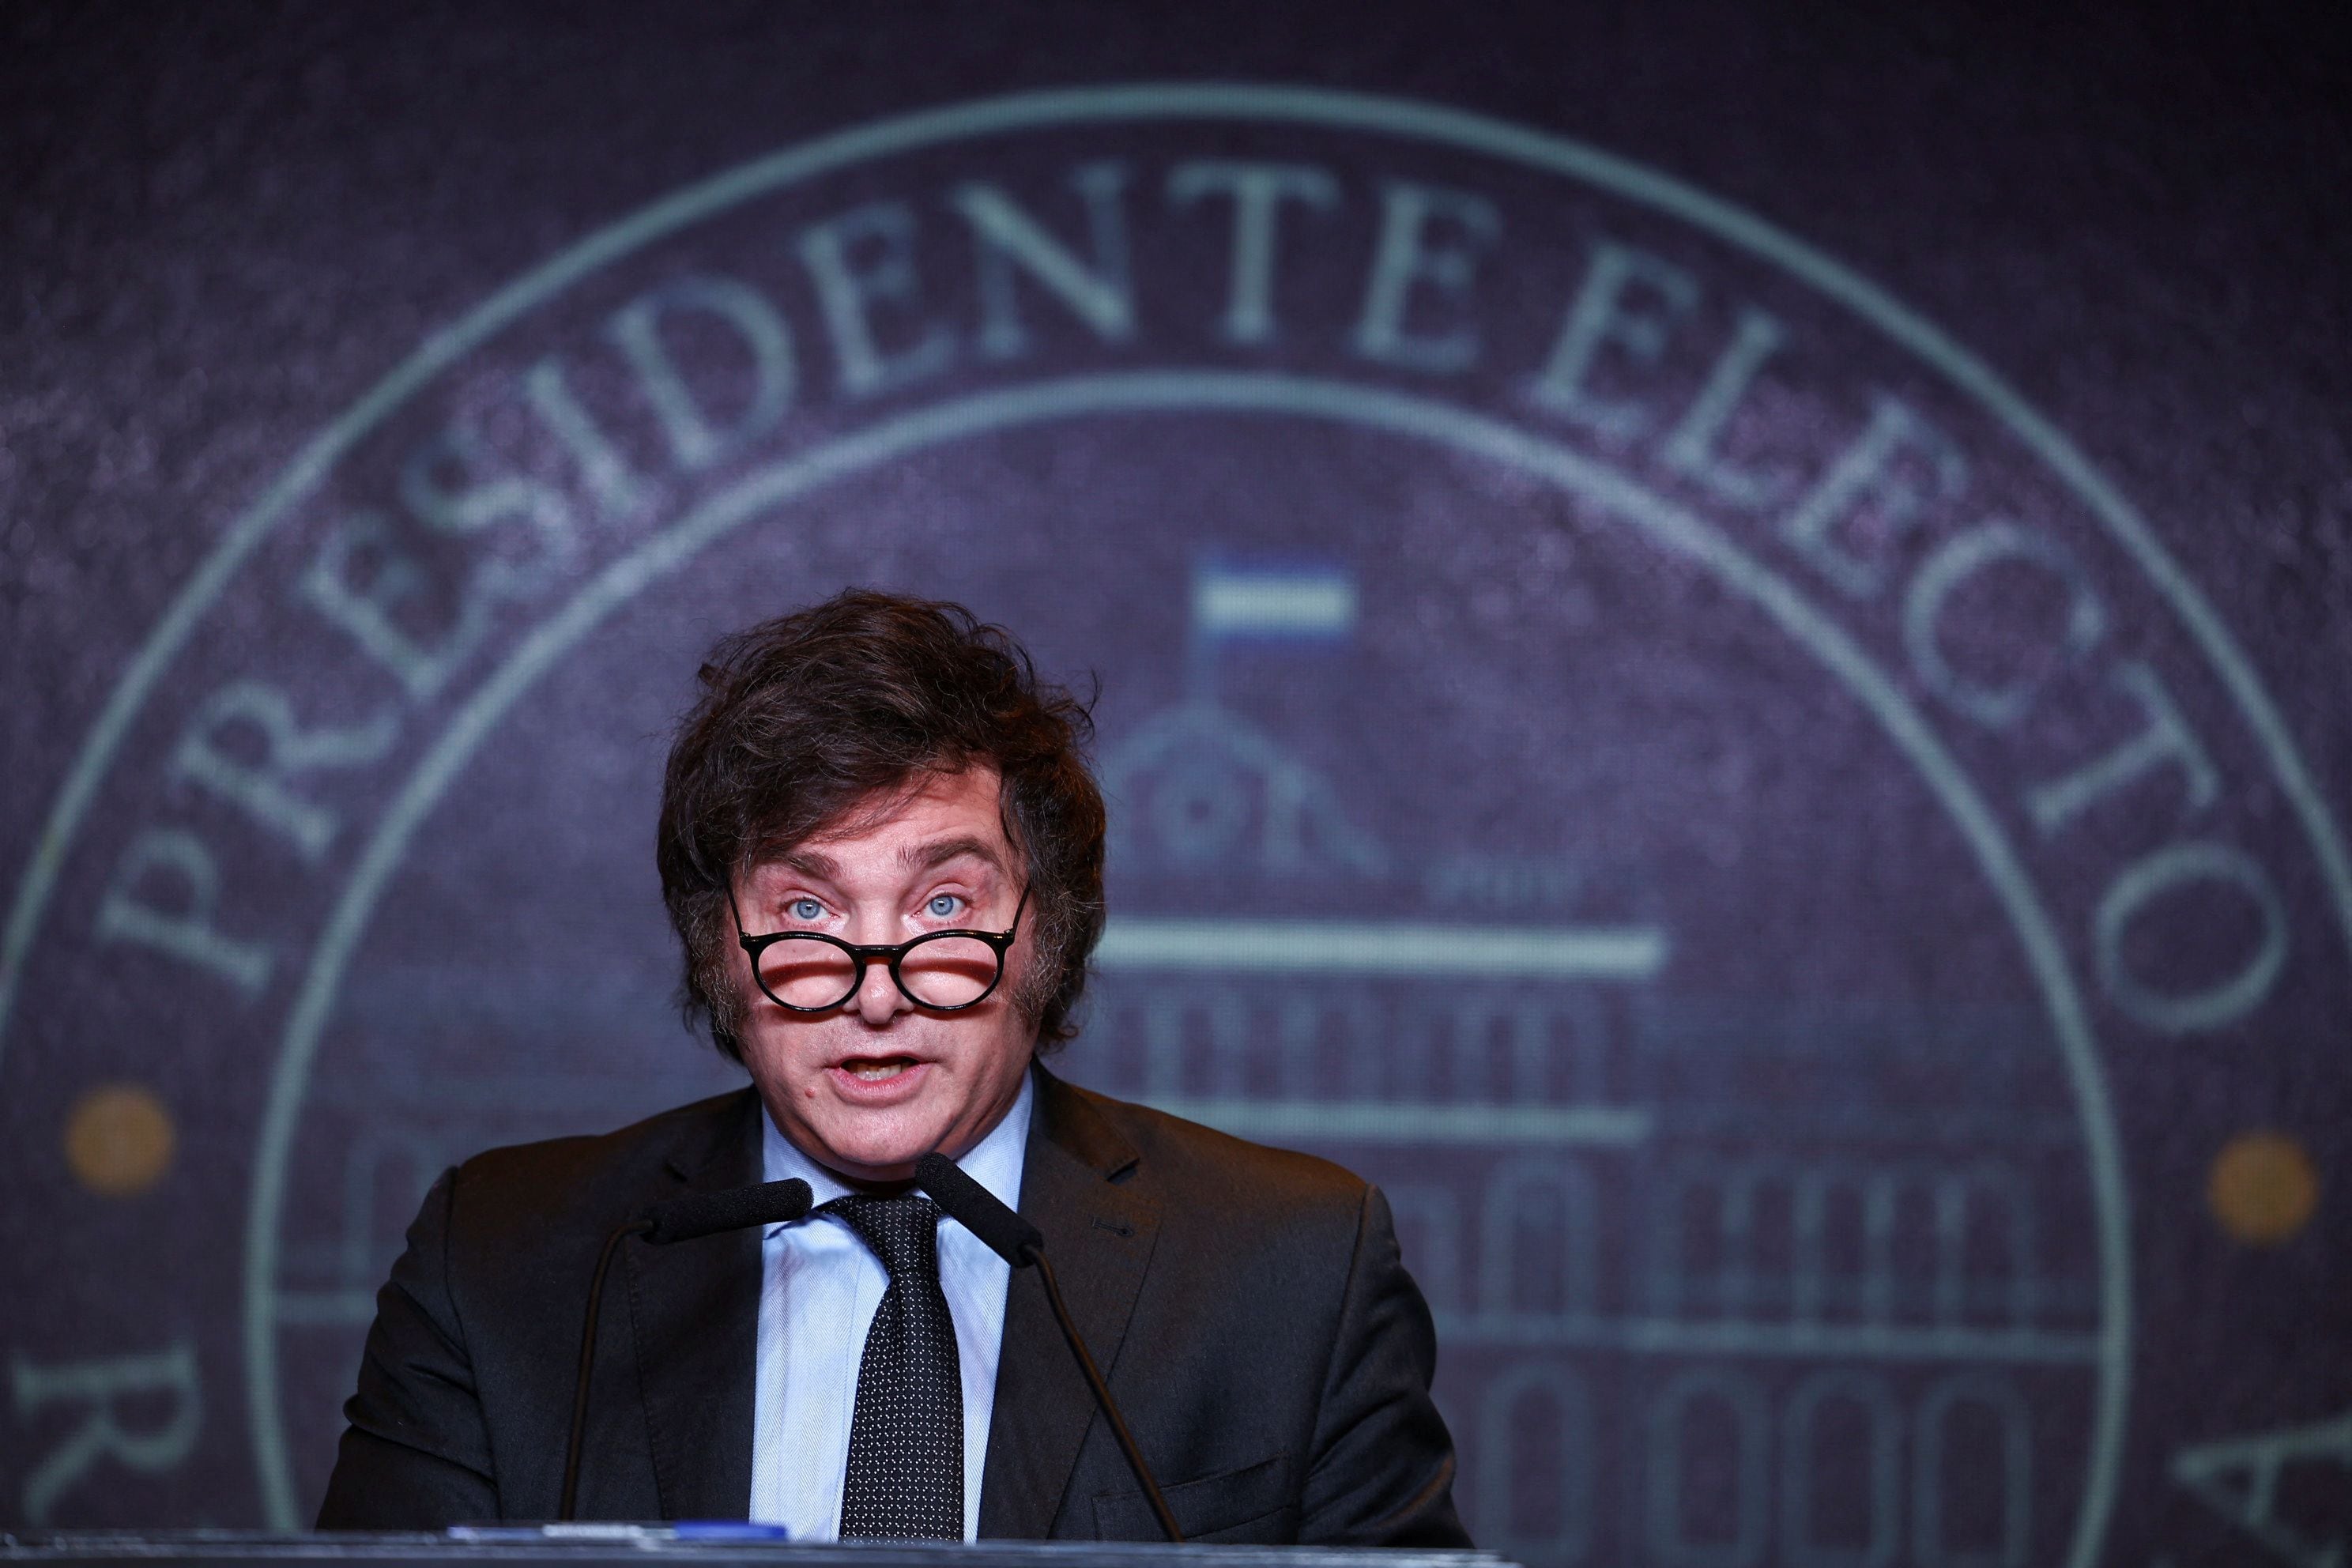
[{"left": 656, "top": 589, "right": 1106, "bottom": 1061}]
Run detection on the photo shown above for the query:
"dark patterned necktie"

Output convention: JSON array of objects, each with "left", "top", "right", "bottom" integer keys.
[{"left": 826, "top": 1193, "right": 963, "bottom": 1540}]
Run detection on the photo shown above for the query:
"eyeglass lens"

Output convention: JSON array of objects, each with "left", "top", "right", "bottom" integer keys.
[{"left": 756, "top": 933, "right": 1001, "bottom": 1009}]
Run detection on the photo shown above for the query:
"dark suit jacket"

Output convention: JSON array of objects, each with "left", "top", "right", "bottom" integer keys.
[{"left": 318, "top": 1065, "right": 1468, "bottom": 1544}]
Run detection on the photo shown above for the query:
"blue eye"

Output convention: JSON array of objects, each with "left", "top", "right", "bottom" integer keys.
[
  {"left": 926, "top": 894, "right": 964, "bottom": 920},
  {"left": 788, "top": 898, "right": 824, "bottom": 922}
]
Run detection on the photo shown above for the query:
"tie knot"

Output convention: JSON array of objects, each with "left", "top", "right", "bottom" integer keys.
[{"left": 825, "top": 1193, "right": 943, "bottom": 1280}]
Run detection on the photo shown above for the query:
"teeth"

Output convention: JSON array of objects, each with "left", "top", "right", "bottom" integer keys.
[{"left": 846, "top": 1060, "right": 912, "bottom": 1081}]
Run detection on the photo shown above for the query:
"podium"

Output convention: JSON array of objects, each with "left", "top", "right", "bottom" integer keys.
[{"left": 1, "top": 1535, "right": 1513, "bottom": 1568}]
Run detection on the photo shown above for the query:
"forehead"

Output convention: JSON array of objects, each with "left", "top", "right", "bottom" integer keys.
[{"left": 760, "top": 767, "right": 1013, "bottom": 883}]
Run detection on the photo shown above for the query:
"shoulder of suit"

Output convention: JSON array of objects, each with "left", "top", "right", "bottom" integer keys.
[
  {"left": 443, "top": 1086, "right": 757, "bottom": 1237},
  {"left": 1050, "top": 1074, "right": 1373, "bottom": 1218}
]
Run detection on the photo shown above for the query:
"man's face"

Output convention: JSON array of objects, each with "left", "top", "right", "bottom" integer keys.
[{"left": 729, "top": 766, "right": 1038, "bottom": 1186}]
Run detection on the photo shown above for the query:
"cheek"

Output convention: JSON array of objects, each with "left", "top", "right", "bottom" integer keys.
[
  {"left": 737, "top": 1016, "right": 825, "bottom": 1089},
  {"left": 983, "top": 1016, "right": 1036, "bottom": 1082}
]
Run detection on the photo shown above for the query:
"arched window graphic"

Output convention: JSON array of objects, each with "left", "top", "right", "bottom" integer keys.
[
  {"left": 1476, "top": 1363, "right": 1595, "bottom": 1566},
  {"left": 1635, "top": 1158, "right": 2041, "bottom": 1331},
  {"left": 1932, "top": 1164, "right": 2040, "bottom": 1329},
  {"left": 1913, "top": 1374, "right": 2033, "bottom": 1568},
  {"left": 1386, "top": 989, "right": 1451, "bottom": 1106},
  {"left": 1134, "top": 984, "right": 1250, "bottom": 1098},
  {"left": 1780, "top": 1370, "right": 1902, "bottom": 1568},
  {"left": 1645, "top": 1366, "right": 1771, "bottom": 1568},
  {"left": 1644, "top": 1159, "right": 1769, "bottom": 1322},
  {"left": 1445, "top": 989, "right": 1588, "bottom": 1104},
  {"left": 1272, "top": 989, "right": 1389, "bottom": 1102},
  {"left": 1479, "top": 1158, "right": 1599, "bottom": 1326},
  {"left": 1788, "top": 1163, "right": 1902, "bottom": 1325}
]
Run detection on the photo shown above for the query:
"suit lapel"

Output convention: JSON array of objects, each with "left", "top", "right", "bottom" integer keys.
[
  {"left": 623, "top": 1088, "right": 763, "bottom": 1521},
  {"left": 978, "top": 1067, "right": 1163, "bottom": 1540}
]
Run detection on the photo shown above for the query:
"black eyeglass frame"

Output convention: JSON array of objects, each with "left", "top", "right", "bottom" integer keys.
[{"left": 730, "top": 883, "right": 1031, "bottom": 1013}]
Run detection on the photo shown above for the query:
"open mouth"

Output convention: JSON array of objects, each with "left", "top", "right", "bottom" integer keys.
[{"left": 836, "top": 1057, "right": 921, "bottom": 1083}]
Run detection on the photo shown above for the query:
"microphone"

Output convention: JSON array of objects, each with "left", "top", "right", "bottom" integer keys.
[
  {"left": 914, "top": 1152, "right": 1182, "bottom": 1544},
  {"left": 911, "top": 1151, "right": 1042, "bottom": 1263},
  {"left": 642, "top": 1178, "right": 816, "bottom": 1244},
  {"left": 560, "top": 1178, "right": 813, "bottom": 1519}
]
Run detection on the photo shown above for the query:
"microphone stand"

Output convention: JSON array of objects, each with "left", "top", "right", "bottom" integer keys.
[
  {"left": 1026, "top": 1243, "right": 1184, "bottom": 1544},
  {"left": 912, "top": 1151, "right": 1182, "bottom": 1543},
  {"left": 558, "top": 1178, "right": 811, "bottom": 1521},
  {"left": 561, "top": 1218, "right": 650, "bottom": 1521}
]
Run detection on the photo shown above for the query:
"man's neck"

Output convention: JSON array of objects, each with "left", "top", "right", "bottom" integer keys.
[{"left": 760, "top": 1069, "right": 1037, "bottom": 1214}]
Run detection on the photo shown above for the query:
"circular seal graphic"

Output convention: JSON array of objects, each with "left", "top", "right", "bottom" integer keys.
[{"left": 4, "top": 85, "right": 2343, "bottom": 1566}]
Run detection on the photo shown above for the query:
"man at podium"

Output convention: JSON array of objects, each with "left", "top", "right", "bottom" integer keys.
[{"left": 318, "top": 590, "right": 1468, "bottom": 1547}]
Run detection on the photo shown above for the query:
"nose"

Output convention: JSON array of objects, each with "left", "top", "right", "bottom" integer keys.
[{"left": 849, "top": 948, "right": 911, "bottom": 1027}]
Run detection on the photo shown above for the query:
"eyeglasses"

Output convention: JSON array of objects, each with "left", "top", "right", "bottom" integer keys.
[{"left": 731, "top": 884, "right": 1029, "bottom": 1013}]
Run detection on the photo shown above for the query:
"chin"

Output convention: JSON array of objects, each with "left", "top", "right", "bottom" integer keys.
[{"left": 812, "top": 1117, "right": 940, "bottom": 1178}]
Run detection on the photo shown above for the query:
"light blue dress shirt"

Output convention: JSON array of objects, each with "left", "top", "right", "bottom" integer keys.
[{"left": 748, "top": 1072, "right": 1034, "bottom": 1540}]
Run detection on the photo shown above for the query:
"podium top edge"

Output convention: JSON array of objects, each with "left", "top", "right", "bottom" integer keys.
[{"left": 2, "top": 1533, "right": 1512, "bottom": 1568}]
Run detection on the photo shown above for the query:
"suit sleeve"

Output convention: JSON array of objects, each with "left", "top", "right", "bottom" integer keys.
[
  {"left": 316, "top": 1167, "right": 502, "bottom": 1528},
  {"left": 1299, "top": 1184, "right": 1472, "bottom": 1547}
]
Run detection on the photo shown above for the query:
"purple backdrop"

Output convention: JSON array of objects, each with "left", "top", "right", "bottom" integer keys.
[{"left": 4, "top": 6, "right": 2348, "bottom": 1566}]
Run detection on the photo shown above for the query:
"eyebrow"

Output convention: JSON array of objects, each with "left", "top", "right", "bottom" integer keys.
[
  {"left": 775, "top": 846, "right": 843, "bottom": 881},
  {"left": 767, "top": 835, "right": 1008, "bottom": 886},
  {"left": 901, "top": 835, "right": 1009, "bottom": 876}
]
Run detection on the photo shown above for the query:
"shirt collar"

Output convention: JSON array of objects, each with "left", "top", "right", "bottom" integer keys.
[{"left": 759, "top": 1065, "right": 1036, "bottom": 1234}]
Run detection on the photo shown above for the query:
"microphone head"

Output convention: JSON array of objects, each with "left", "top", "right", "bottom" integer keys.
[
  {"left": 640, "top": 1178, "right": 813, "bottom": 1245},
  {"left": 914, "top": 1151, "right": 1042, "bottom": 1267}
]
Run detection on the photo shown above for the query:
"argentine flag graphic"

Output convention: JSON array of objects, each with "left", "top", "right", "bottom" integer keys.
[
  {"left": 1190, "top": 556, "right": 1358, "bottom": 643},
  {"left": 1186, "top": 556, "right": 1355, "bottom": 698}
]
